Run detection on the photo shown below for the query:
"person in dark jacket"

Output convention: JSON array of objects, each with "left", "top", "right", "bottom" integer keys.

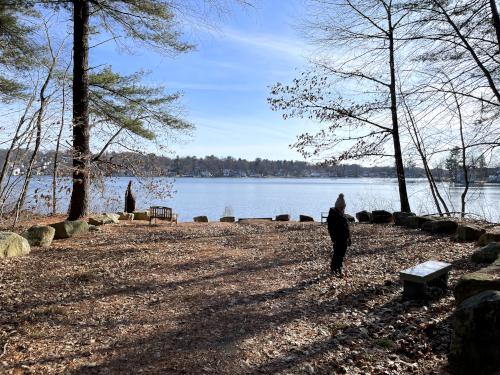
[{"left": 327, "top": 193, "right": 351, "bottom": 277}]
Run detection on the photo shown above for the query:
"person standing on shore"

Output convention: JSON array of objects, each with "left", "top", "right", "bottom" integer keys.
[{"left": 327, "top": 193, "right": 351, "bottom": 277}]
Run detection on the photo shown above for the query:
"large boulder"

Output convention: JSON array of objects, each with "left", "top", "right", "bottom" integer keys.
[
  {"left": 393, "top": 211, "right": 416, "bottom": 226},
  {"left": 472, "top": 243, "right": 500, "bottom": 264},
  {"left": 371, "top": 210, "right": 393, "bottom": 224},
  {"left": 50, "top": 220, "right": 89, "bottom": 239},
  {"left": 355, "top": 211, "right": 372, "bottom": 223},
  {"left": 454, "top": 258, "right": 500, "bottom": 304},
  {"left": 0, "top": 232, "right": 30, "bottom": 258},
  {"left": 404, "top": 216, "right": 436, "bottom": 229},
  {"left": 275, "top": 214, "right": 290, "bottom": 222},
  {"left": 133, "top": 211, "right": 150, "bottom": 221},
  {"left": 21, "top": 225, "right": 55, "bottom": 247},
  {"left": 456, "top": 224, "right": 486, "bottom": 241},
  {"left": 193, "top": 216, "right": 208, "bottom": 223},
  {"left": 421, "top": 219, "right": 458, "bottom": 234},
  {"left": 344, "top": 213, "right": 355, "bottom": 223},
  {"left": 478, "top": 229, "right": 500, "bottom": 246},
  {"left": 220, "top": 216, "right": 235, "bottom": 223},
  {"left": 299, "top": 215, "right": 314, "bottom": 222},
  {"left": 118, "top": 212, "right": 134, "bottom": 221},
  {"left": 88, "top": 213, "right": 119, "bottom": 226},
  {"left": 449, "top": 290, "right": 500, "bottom": 375}
]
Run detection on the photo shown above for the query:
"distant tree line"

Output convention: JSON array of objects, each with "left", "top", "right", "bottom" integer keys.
[{"left": 1, "top": 150, "right": 497, "bottom": 180}]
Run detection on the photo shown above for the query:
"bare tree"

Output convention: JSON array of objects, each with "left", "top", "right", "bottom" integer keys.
[
  {"left": 13, "top": 22, "right": 62, "bottom": 226},
  {"left": 269, "top": 0, "right": 413, "bottom": 212}
]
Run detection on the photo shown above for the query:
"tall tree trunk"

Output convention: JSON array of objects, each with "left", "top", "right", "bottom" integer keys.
[
  {"left": 399, "top": 86, "right": 451, "bottom": 216},
  {"left": 490, "top": 0, "right": 500, "bottom": 52},
  {"left": 427, "top": 165, "right": 451, "bottom": 215},
  {"left": 68, "top": 0, "right": 90, "bottom": 220},
  {"left": 388, "top": 12, "right": 411, "bottom": 213},
  {"left": 53, "top": 77, "right": 67, "bottom": 215},
  {"left": 455, "top": 92, "right": 469, "bottom": 218}
]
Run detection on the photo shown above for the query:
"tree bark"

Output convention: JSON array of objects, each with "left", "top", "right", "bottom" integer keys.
[
  {"left": 53, "top": 64, "right": 69, "bottom": 215},
  {"left": 455, "top": 90, "right": 469, "bottom": 218},
  {"left": 490, "top": 0, "right": 500, "bottom": 52},
  {"left": 388, "top": 10, "right": 411, "bottom": 213},
  {"left": 68, "top": 0, "right": 90, "bottom": 220}
]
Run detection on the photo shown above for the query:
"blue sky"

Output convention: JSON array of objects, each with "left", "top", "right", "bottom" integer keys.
[{"left": 91, "top": 0, "right": 315, "bottom": 161}]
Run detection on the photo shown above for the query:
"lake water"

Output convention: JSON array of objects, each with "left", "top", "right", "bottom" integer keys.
[{"left": 19, "top": 177, "right": 500, "bottom": 223}]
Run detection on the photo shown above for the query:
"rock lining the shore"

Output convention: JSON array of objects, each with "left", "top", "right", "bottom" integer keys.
[
  {"left": 21, "top": 225, "right": 55, "bottom": 247},
  {"left": 50, "top": 220, "right": 89, "bottom": 239},
  {"left": 0, "top": 231, "right": 30, "bottom": 258}
]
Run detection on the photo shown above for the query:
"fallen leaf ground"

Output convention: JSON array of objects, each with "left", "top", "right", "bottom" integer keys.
[{"left": 0, "top": 220, "right": 482, "bottom": 374}]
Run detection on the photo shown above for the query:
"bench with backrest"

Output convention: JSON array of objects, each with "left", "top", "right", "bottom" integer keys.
[
  {"left": 400, "top": 260, "right": 452, "bottom": 299},
  {"left": 149, "top": 206, "right": 178, "bottom": 225},
  {"left": 321, "top": 212, "right": 328, "bottom": 224}
]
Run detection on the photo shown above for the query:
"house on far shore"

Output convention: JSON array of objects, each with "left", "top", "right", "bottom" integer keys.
[{"left": 488, "top": 172, "right": 500, "bottom": 183}]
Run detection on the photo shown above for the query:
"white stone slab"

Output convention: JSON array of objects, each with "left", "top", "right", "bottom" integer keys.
[{"left": 400, "top": 260, "right": 452, "bottom": 283}]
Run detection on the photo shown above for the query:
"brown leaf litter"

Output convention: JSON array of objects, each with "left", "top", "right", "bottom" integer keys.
[{"left": 0, "top": 220, "right": 481, "bottom": 374}]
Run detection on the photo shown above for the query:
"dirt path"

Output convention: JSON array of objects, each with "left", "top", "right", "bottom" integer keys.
[{"left": 0, "top": 221, "right": 479, "bottom": 374}]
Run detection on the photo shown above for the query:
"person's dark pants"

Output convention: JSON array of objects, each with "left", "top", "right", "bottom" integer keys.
[{"left": 330, "top": 240, "right": 347, "bottom": 272}]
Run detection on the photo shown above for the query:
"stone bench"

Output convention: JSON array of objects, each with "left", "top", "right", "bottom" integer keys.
[{"left": 400, "top": 260, "right": 452, "bottom": 299}]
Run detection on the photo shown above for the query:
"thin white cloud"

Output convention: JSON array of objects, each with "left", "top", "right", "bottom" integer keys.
[
  {"left": 166, "top": 81, "right": 261, "bottom": 92},
  {"left": 222, "top": 27, "right": 308, "bottom": 59},
  {"left": 200, "top": 25, "right": 309, "bottom": 61}
]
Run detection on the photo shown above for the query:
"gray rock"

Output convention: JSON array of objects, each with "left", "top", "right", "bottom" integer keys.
[
  {"left": 355, "top": 211, "right": 372, "bottom": 223},
  {"left": 132, "top": 211, "right": 150, "bottom": 221},
  {"left": 344, "top": 214, "right": 355, "bottom": 223},
  {"left": 393, "top": 211, "right": 416, "bottom": 226},
  {"left": 299, "top": 215, "right": 314, "bottom": 222},
  {"left": 117, "top": 212, "right": 134, "bottom": 221},
  {"left": 21, "top": 225, "right": 55, "bottom": 247},
  {"left": 371, "top": 210, "right": 393, "bottom": 223},
  {"left": 194, "top": 216, "right": 209, "bottom": 223},
  {"left": 421, "top": 219, "right": 458, "bottom": 234},
  {"left": 0, "top": 232, "right": 30, "bottom": 258},
  {"left": 50, "top": 220, "right": 89, "bottom": 239},
  {"left": 456, "top": 224, "right": 486, "bottom": 241},
  {"left": 471, "top": 243, "right": 500, "bottom": 264},
  {"left": 88, "top": 225, "right": 100, "bottom": 232},
  {"left": 88, "top": 213, "right": 120, "bottom": 226},
  {"left": 404, "top": 216, "right": 436, "bottom": 229},
  {"left": 275, "top": 214, "right": 290, "bottom": 222},
  {"left": 454, "top": 258, "right": 500, "bottom": 304},
  {"left": 449, "top": 290, "right": 500, "bottom": 375},
  {"left": 220, "top": 216, "right": 235, "bottom": 223},
  {"left": 238, "top": 218, "right": 273, "bottom": 223},
  {"left": 478, "top": 230, "right": 500, "bottom": 246}
]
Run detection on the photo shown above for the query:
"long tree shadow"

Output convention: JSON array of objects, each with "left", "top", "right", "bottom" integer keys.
[
  {"left": 53, "top": 273, "right": 408, "bottom": 374},
  {"left": 2, "top": 223, "right": 474, "bottom": 374},
  {"left": 1, "top": 253, "right": 309, "bottom": 328}
]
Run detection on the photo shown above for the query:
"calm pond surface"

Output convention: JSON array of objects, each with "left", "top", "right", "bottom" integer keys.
[{"left": 22, "top": 177, "right": 500, "bottom": 223}]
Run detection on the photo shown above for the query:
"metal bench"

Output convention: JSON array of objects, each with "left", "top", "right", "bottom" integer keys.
[
  {"left": 149, "top": 206, "right": 178, "bottom": 226},
  {"left": 400, "top": 260, "right": 452, "bottom": 299},
  {"left": 321, "top": 212, "right": 328, "bottom": 224}
]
